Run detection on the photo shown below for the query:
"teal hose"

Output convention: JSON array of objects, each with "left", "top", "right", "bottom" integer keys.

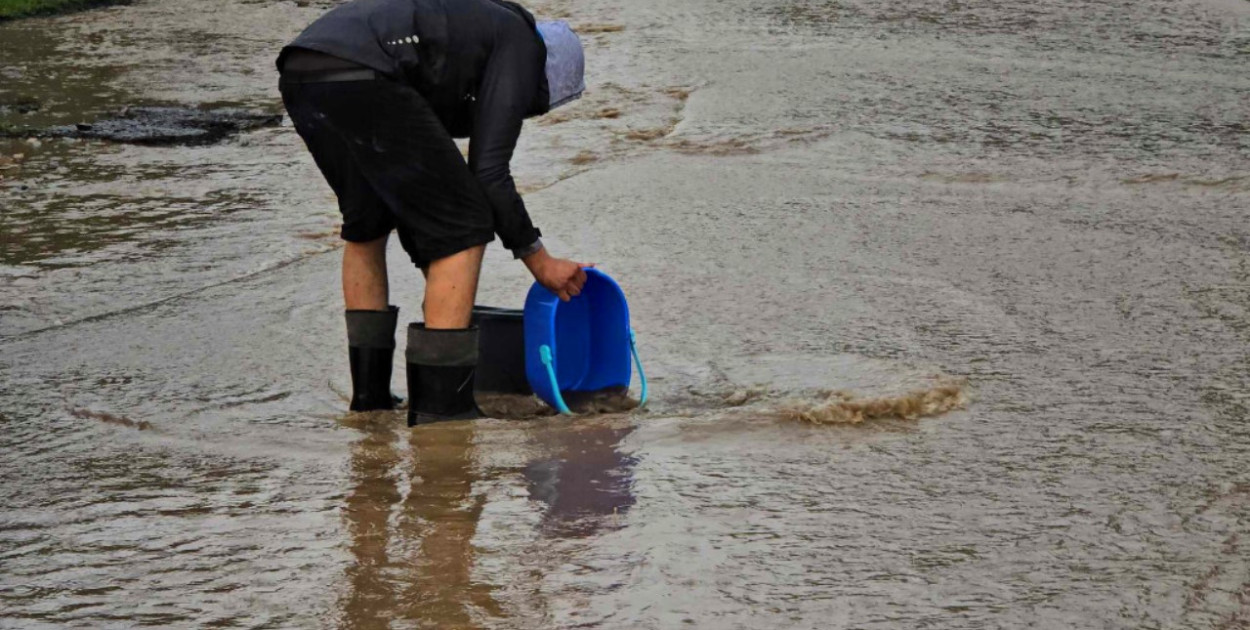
[
  {"left": 539, "top": 344, "right": 573, "bottom": 415},
  {"left": 630, "top": 329, "right": 648, "bottom": 407}
]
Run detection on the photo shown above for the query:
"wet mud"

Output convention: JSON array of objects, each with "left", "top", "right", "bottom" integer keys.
[
  {"left": 574, "top": 23, "right": 626, "bottom": 34},
  {"left": 477, "top": 388, "right": 638, "bottom": 420},
  {"left": 67, "top": 406, "right": 154, "bottom": 430},
  {"left": 2, "top": 0, "right": 1250, "bottom": 627}
]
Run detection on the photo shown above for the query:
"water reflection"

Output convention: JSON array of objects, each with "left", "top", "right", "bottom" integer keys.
[
  {"left": 394, "top": 422, "right": 502, "bottom": 628},
  {"left": 338, "top": 411, "right": 637, "bottom": 628},
  {"left": 525, "top": 421, "right": 637, "bottom": 539},
  {"left": 339, "top": 412, "right": 403, "bottom": 629}
]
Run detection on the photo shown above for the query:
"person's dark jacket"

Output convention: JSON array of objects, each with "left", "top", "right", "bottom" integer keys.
[{"left": 277, "top": 0, "right": 550, "bottom": 254}]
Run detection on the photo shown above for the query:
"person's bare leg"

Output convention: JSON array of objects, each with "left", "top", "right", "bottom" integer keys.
[
  {"left": 343, "top": 234, "right": 390, "bottom": 311},
  {"left": 423, "top": 245, "right": 486, "bottom": 329},
  {"left": 343, "top": 234, "right": 398, "bottom": 411}
]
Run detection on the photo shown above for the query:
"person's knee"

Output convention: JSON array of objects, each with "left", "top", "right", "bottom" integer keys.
[{"left": 347, "top": 233, "right": 388, "bottom": 251}]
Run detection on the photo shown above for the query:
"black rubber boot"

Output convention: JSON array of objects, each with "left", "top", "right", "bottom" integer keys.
[
  {"left": 346, "top": 306, "right": 401, "bottom": 412},
  {"left": 406, "top": 324, "right": 484, "bottom": 426}
]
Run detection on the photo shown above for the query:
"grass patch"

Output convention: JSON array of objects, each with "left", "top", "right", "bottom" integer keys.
[{"left": 0, "top": 0, "right": 129, "bottom": 20}]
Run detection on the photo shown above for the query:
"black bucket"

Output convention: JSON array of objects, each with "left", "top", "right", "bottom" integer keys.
[{"left": 471, "top": 306, "right": 532, "bottom": 395}]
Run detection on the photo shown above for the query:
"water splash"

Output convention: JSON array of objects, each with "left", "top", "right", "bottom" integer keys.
[{"left": 780, "top": 382, "right": 967, "bottom": 425}]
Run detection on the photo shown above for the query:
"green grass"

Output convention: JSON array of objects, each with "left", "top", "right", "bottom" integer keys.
[{"left": 0, "top": 0, "right": 129, "bottom": 20}]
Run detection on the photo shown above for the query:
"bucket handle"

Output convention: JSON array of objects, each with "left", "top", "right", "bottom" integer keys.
[
  {"left": 538, "top": 332, "right": 648, "bottom": 417},
  {"left": 630, "top": 329, "right": 648, "bottom": 408},
  {"left": 539, "top": 344, "right": 573, "bottom": 415}
]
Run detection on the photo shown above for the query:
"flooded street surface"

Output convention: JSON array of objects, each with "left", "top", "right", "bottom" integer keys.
[{"left": 2, "top": 0, "right": 1249, "bottom": 627}]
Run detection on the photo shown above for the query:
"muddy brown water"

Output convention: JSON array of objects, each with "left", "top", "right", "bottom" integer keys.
[{"left": 2, "top": 0, "right": 1249, "bottom": 627}]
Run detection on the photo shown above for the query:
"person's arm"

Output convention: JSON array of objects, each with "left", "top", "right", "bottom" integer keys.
[
  {"left": 468, "top": 32, "right": 542, "bottom": 257},
  {"left": 470, "top": 29, "right": 589, "bottom": 300}
]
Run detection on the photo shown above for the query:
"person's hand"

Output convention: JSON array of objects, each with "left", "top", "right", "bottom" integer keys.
[{"left": 523, "top": 248, "right": 593, "bottom": 301}]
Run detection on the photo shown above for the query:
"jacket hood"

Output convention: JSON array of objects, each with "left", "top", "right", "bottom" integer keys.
[{"left": 536, "top": 20, "right": 585, "bottom": 111}]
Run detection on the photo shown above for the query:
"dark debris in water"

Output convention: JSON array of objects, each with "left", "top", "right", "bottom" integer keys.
[
  {"left": 0, "top": 96, "right": 42, "bottom": 115},
  {"left": 1, "top": 106, "right": 282, "bottom": 146},
  {"left": 0, "top": 0, "right": 131, "bottom": 21}
]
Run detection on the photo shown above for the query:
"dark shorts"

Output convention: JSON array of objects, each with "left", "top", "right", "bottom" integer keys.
[{"left": 279, "top": 76, "right": 495, "bottom": 267}]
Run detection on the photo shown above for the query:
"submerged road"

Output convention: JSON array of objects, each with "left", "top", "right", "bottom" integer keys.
[{"left": 1, "top": 0, "right": 1248, "bottom": 627}]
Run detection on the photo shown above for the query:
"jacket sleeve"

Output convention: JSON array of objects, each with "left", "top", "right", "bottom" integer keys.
[{"left": 469, "top": 31, "right": 544, "bottom": 255}]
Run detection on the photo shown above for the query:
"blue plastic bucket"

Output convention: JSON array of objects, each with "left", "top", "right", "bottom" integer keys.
[{"left": 524, "top": 268, "right": 647, "bottom": 414}]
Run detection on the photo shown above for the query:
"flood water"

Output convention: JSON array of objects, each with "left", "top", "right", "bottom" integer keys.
[{"left": 2, "top": 0, "right": 1249, "bottom": 627}]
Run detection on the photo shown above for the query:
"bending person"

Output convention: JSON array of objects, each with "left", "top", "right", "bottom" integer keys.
[{"left": 277, "top": 0, "right": 590, "bottom": 424}]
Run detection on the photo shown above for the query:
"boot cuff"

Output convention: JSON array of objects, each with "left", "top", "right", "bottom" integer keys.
[
  {"left": 406, "top": 324, "right": 479, "bottom": 366},
  {"left": 345, "top": 306, "right": 399, "bottom": 348}
]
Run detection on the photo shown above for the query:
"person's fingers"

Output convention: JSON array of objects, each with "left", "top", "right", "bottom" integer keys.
[
  {"left": 567, "top": 283, "right": 581, "bottom": 297},
  {"left": 557, "top": 288, "right": 571, "bottom": 302},
  {"left": 578, "top": 262, "right": 596, "bottom": 269}
]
